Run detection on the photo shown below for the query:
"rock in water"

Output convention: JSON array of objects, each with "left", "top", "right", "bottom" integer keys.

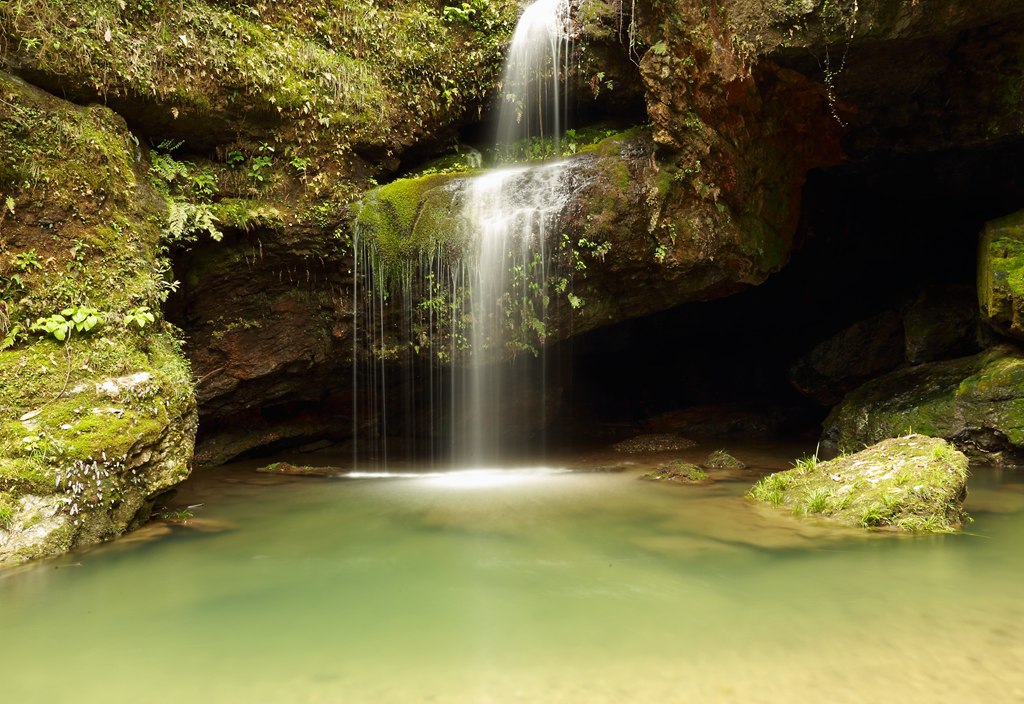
[
  {"left": 703, "top": 450, "right": 746, "bottom": 470},
  {"left": 613, "top": 434, "right": 697, "bottom": 453},
  {"left": 748, "top": 435, "right": 969, "bottom": 532}
]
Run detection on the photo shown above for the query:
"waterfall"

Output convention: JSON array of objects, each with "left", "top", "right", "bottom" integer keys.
[
  {"left": 457, "top": 0, "right": 574, "bottom": 465},
  {"left": 496, "top": 0, "right": 573, "bottom": 160},
  {"left": 352, "top": 0, "right": 577, "bottom": 468}
]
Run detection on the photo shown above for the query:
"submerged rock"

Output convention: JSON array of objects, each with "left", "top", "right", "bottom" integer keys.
[
  {"left": 613, "top": 434, "right": 697, "bottom": 453},
  {"left": 823, "top": 345, "right": 1024, "bottom": 460},
  {"left": 256, "top": 462, "right": 340, "bottom": 477},
  {"left": 640, "top": 461, "right": 711, "bottom": 485},
  {"left": 748, "top": 435, "right": 969, "bottom": 532}
]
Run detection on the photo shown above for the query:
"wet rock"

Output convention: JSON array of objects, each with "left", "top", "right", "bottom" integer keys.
[
  {"left": 978, "top": 210, "right": 1024, "bottom": 341},
  {"left": 788, "top": 310, "right": 905, "bottom": 406},
  {"left": 703, "top": 450, "right": 746, "bottom": 471},
  {"left": 640, "top": 461, "right": 711, "bottom": 485},
  {"left": 904, "top": 286, "right": 980, "bottom": 364},
  {"left": 823, "top": 345, "right": 1024, "bottom": 461},
  {"left": 613, "top": 434, "right": 697, "bottom": 453},
  {"left": 256, "top": 462, "right": 340, "bottom": 477},
  {"left": 749, "top": 435, "right": 969, "bottom": 532}
]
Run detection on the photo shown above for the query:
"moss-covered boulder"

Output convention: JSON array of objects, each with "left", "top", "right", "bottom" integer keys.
[
  {"left": 640, "top": 461, "right": 710, "bottom": 484},
  {"left": 749, "top": 435, "right": 969, "bottom": 532},
  {"left": 0, "top": 71, "right": 197, "bottom": 565},
  {"left": 703, "top": 450, "right": 746, "bottom": 470},
  {"left": 978, "top": 210, "right": 1024, "bottom": 341},
  {"left": 823, "top": 345, "right": 1024, "bottom": 459}
]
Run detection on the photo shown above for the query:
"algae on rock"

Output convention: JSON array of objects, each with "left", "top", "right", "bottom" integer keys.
[{"left": 749, "top": 435, "right": 969, "bottom": 532}]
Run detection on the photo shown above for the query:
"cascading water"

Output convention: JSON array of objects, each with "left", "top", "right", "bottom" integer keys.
[
  {"left": 352, "top": 0, "right": 577, "bottom": 468},
  {"left": 496, "top": 0, "right": 573, "bottom": 159}
]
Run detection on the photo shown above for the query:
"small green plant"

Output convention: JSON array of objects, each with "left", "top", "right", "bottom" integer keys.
[
  {"left": 31, "top": 306, "right": 103, "bottom": 341},
  {"left": 14, "top": 249, "right": 42, "bottom": 272},
  {"left": 123, "top": 306, "right": 156, "bottom": 329},
  {"left": 161, "top": 507, "right": 194, "bottom": 521},
  {"left": 793, "top": 453, "right": 820, "bottom": 474},
  {"left": 289, "top": 155, "right": 312, "bottom": 174},
  {"left": 800, "top": 487, "right": 832, "bottom": 514},
  {"left": 0, "top": 494, "right": 16, "bottom": 530}
]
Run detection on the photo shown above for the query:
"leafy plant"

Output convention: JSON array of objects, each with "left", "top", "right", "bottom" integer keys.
[
  {"left": 123, "top": 306, "right": 156, "bottom": 329},
  {"left": 31, "top": 306, "right": 103, "bottom": 341},
  {"left": 14, "top": 249, "right": 42, "bottom": 272}
]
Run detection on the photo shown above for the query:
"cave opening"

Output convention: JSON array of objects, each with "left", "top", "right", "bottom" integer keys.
[{"left": 550, "top": 138, "right": 1024, "bottom": 446}]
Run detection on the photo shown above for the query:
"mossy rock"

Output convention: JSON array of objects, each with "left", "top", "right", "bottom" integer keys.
[
  {"left": 978, "top": 210, "right": 1024, "bottom": 341},
  {"left": 640, "top": 461, "right": 710, "bottom": 484},
  {"left": 749, "top": 435, "right": 969, "bottom": 532},
  {"left": 0, "top": 70, "right": 198, "bottom": 567},
  {"left": 703, "top": 450, "right": 746, "bottom": 470},
  {"left": 352, "top": 171, "right": 469, "bottom": 268},
  {"left": 823, "top": 345, "right": 1024, "bottom": 459},
  {"left": 613, "top": 434, "right": 698, "bottom": 453},
  {"left": 256, "top": 462, "right": 338, "bottom": 477}
]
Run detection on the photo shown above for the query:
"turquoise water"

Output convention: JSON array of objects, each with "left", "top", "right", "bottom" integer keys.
[{"left": 1, "top": 451, "right": 1022, "bottom": 703}]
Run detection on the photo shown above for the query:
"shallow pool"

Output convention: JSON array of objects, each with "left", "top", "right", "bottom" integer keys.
[{"left": 2, "top": 449, "right": 1022, "bottom": 703}]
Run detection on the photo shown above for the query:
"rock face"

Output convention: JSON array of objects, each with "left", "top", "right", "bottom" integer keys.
[
  {"left": 749, "top": 435, "right": 969, "bottom": 532},
  {"left": 3, "top": 0, "right": 1024, "bottom": 484},
  {"left": 168, "top": 221, "right": 355, "bottom": 466},
  {"left": 0, "top": 72, "right": 197, "bottom": 565},
  {"left": 904, "top": 286, "right": 980, "bottom": 364},
  {"left": 823, "top": 345, "right": 1024, "bottom": 460},
  {"left": 788, "top": 311, "right": 905, "bottom": 406},
  {"left": 789, "top": 287, "right": 981, "bottom": 405},
  {"left": 979, "top": 210, "right": 1024, "bottom": 341}
]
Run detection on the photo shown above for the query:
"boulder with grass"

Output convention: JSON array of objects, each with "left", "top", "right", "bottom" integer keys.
[{"left": 748, "top": 435, "right": 969, "bottom": 532}]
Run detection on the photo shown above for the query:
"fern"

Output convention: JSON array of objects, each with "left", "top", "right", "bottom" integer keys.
[{"left": 163, "top": 200, "right": 223, "bottom": 244}]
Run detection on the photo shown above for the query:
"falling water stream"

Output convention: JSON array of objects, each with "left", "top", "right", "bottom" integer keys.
[{"left": 352, "top": 0, "right": 576, "bottom": 467}]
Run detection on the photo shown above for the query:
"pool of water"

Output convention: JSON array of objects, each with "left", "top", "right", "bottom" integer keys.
[{"left": 2, "top": 447, "right": 1023, "bottom": 703}]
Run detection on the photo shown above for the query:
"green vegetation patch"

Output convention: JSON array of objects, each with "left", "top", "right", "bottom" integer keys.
[
  {"left": 353, "top": 171, "right": 468, "bottom": 267},
  {"left": 749, "top": 435, "right": 969, "bottom": 532}
]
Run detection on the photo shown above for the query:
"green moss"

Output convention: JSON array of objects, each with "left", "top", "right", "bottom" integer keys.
[
  {"left": 354, "top": 171, "right": 467, "bottom": 266},
  {"left": 641, "top": 460, "right": 709, "bottom": 483},
  {"left": 0, "top": 0, "right": 520, "bottom": 157},
  {"left": 828, "top": 346, "right": 1024, "bottom": 454},
  {"left": 979, "top": 210, "right": 1024, "bottom": 339},
  {"left": 211, "top": 199, "right": 286, "bottom": 232},
  {"left": 750, "top": 435, "right": 969, "bottom": 532}
]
